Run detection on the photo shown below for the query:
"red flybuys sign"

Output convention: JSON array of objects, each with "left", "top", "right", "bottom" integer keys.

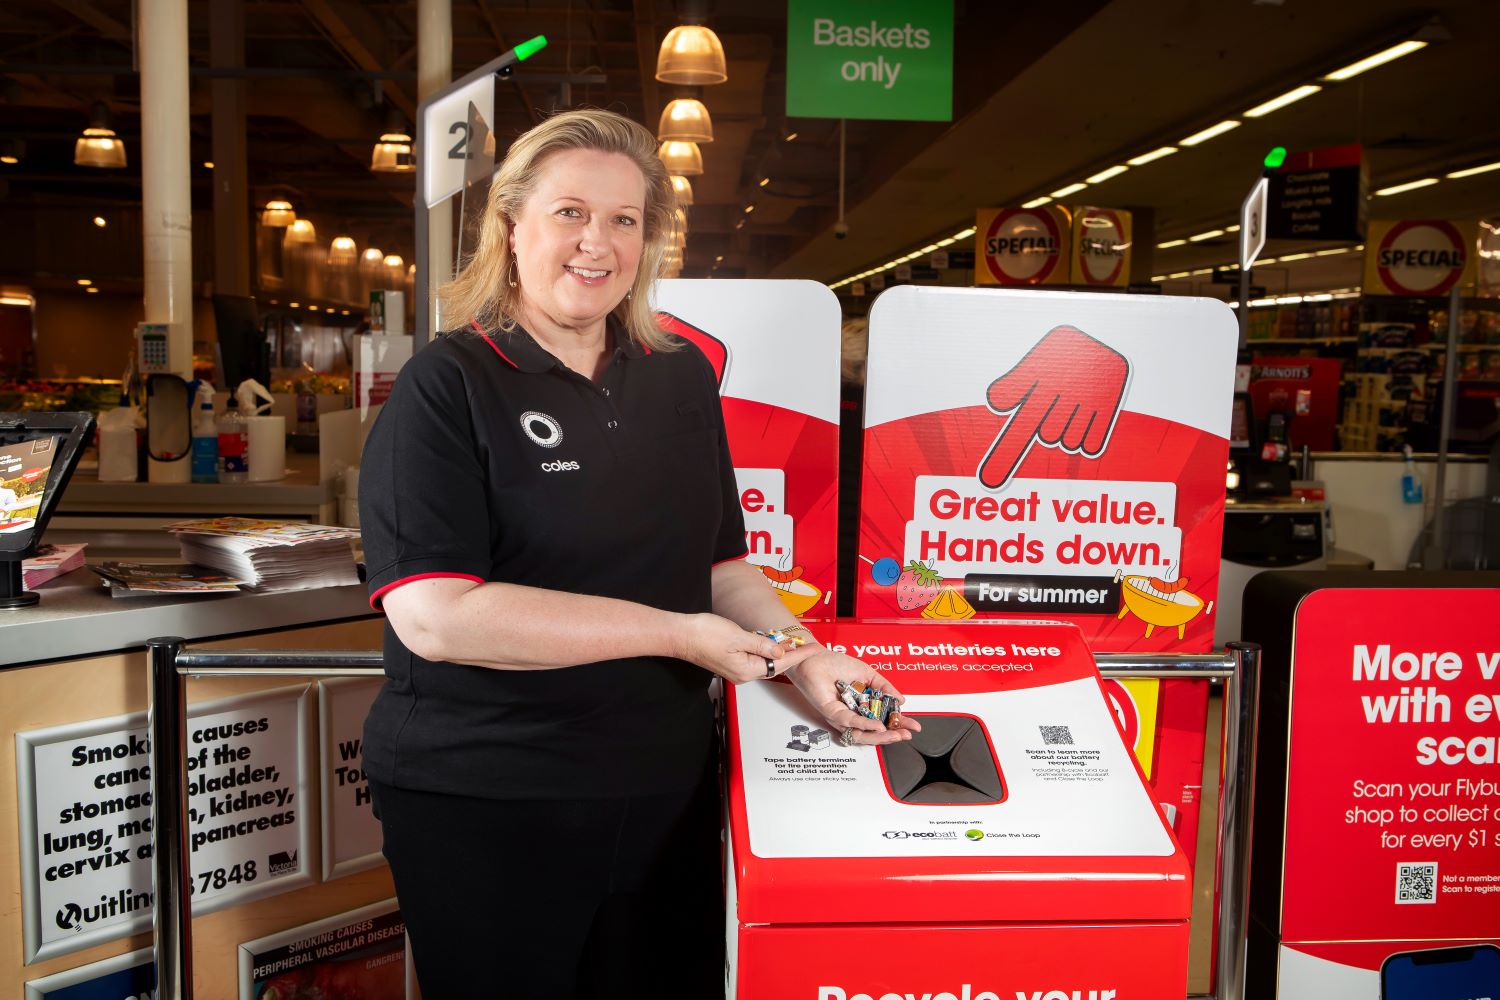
[
  {"left": 654, "top": 280, "right": 841, "bottom": 618},
  {"left": 1281, "top": 590, "right": 1500, "bottom": 961},
  {"left": 857, "top": 286, "right": 1238, "bottom": 652}
]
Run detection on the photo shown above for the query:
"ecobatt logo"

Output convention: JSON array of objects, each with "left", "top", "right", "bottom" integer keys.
[{"left": 817, "top": 988, "right": 1120, "bottom": 1000}]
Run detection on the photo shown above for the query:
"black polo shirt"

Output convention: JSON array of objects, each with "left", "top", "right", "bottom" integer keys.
[{"left": 358, "top": 319, "right": 748, "bottom": 800}]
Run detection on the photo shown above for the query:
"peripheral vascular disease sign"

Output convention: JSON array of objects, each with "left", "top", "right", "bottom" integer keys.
[{"left": 858, "top": 286, "right": 1238, "bottom": 652}]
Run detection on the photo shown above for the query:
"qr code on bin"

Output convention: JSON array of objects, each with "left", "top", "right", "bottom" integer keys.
[
  {"left": 1396, "top": 862, "right": 1437, "bottom": 903},
  {"left": 1039, "top": 725, "right": 1073, "bottom": 746}
]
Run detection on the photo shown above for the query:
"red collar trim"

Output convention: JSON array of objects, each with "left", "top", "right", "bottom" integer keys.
[{"left": 470, "top": 318, "right": 519, "bottom": 369}]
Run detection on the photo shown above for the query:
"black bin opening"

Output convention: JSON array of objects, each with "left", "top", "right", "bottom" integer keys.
[{"left": 879, "top": 714, "right": 1004, "bottom": 804}]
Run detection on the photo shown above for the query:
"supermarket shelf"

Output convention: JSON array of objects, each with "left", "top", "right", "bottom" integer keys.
[{"left": 1246, "top": 337, "right": 1357, "bottom": 345}]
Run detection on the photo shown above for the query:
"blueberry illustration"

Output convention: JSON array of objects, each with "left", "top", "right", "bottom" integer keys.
[{"left": 871, "top": 557, "right": 901, "bottom": 586}]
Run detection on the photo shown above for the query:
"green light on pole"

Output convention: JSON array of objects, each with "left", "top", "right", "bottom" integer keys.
[
  {"left": 514, "top": 35, "right": 548, "bottom": 62},
  {"left": 1263, "top": 146, "right": 1288, "bottom": 170}
]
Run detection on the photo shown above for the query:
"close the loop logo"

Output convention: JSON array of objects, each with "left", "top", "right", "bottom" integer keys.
[{"left": 519, "top": 411, "right": 563, "bottom": 448}]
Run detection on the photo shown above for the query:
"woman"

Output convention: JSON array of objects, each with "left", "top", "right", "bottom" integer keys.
[{"left": 359, "top": 108, "right": 915, "bottom": 998}]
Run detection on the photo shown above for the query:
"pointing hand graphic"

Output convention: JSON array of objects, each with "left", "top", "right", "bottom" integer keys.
[{"left": 978, "top": 325, "right": 1130, "bottom": 490}]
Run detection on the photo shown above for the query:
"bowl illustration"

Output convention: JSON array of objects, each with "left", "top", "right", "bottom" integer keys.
[
  {"left": 1116, "top": 571, "right": 1206, "bottom": 639},
  {"left": 759, "top": 563, "right": 822, "bottom": 616}
]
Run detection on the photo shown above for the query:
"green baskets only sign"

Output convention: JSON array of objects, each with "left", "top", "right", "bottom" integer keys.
[{"left": 786, "top": 0, "right": 953, "bottom": 121}]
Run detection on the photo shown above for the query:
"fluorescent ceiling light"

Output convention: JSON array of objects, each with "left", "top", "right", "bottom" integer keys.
[
  {"left": 1446, "top": 161, "right": 1500, "bottom": 179},
  {"left": 920, "top": 244, "right": 940, "bottom": 253},
  {"left": 953, "top": 227, "right": 976, "bottom": 240},
  {"left": 1313, "top": 247, "right": 1351, "bottom": 256},
  {"left": 1168, "top": 271, "right": 1191, "bottom": 279},
  {"left": 1022, "top": 196, "right": 1053, "bottom": 209},
  {"left": 1188, "top": 229, "right": 1226, "bottom": 242},
  {"left": 1323, "top": 40, "right": 1427, "bottom": 82},
  {"left": 1180, "top": 120, "right": 1240, "bottom": 146},
  {"left": 1225, "top": 225, "right": 1240, "bottom": 233},
  {"left": 1086, "top": 165, "right": 1128, "bottom": 184},
  {"left": 1050, "top": 182, "right": 1087, "bottom": 198},
  {"left": 1374, "top": 177, "right": 1438, "bottom": 196},
  {"left": 1244, "top": 85, "right": 1322, "bottom": 118},
  {"left": 1190, "top": 268, "right": 1214, "bottom": 276},
  {"left": 1277, "top": 252, "right": 1316, "bottom": 262},
  {"left": 936, "top": 237, "right": 956, "bottom": 247},
  {"left": 1157, "top": 239, "right": 1187, "bottom": 249},
  {"left": 1128, "top": 146, "right": 1177, "bottom": 166},
  {"left": 1150, "top": 275, "right": 1166, "bottom": 282}
]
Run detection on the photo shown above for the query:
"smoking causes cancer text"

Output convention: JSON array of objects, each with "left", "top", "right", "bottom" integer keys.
[
  {"left": 37, "top": 706, "right": 298, "bottom": 937},
  {"left": 902, "top": 477, "right": 1182, "bottom": 579}
]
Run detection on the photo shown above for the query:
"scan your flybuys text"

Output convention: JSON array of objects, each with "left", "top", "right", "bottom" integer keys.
[
  {"left": 810, "top": 18, "right": 931, "bottom": 89},
  {"left": 817, "top": 987, "right": 1119, "bottom": 1000}
]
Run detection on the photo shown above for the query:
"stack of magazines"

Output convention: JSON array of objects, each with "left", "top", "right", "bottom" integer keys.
[
  {"left": 166, "top": 518, "right": 361, "bottom": 593},
  {"left": 93, "top": 561, "right": 245, "bottom": 597}
]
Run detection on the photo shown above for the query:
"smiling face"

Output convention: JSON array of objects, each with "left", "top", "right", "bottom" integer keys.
[{"left": 508, "top": 147, "right": 648, "bottom": 339}]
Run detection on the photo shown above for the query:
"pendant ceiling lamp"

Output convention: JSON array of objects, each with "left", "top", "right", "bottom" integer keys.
[
  {"left": 371, "top": 112, "right": 415, "bottom": 173},
  {"left": 658, "top": 140, "right": 703, "bottom": 176},
  {"left": 74, "top": 102, "right": 126, "bottom": 169},
  {"left": 284, "top": 218, "right": 318, "bottom": 244},
  {"left": 655, "top": 25, "right": 727, "bottom": 85},
  {"left": 260, "top": 199, "right": 296, "bottom": 228},
  {"left": 327, "top": 236, "right": 358, "bottom": 265},
  {"left": 658, "top": 99, "right": 714, "bottom": 143},
  {"left": 670, "top": 175, "right": 694, "bottom": 206}
]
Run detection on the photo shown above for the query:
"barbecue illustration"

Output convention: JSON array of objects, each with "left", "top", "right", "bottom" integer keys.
[{"left": 1114, "top": 568, "right": 1210, "bottom": 639}]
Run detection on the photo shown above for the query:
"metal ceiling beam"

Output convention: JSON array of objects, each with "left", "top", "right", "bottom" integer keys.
[
  {"left": 300, "top": 0, "right": 416, "bottom": 119},
  {"left": 46, "top": 0, "right": 131, "bottom": 42},
  {"left": 631, "top": 0, "right": 658, "bottom": 126}
]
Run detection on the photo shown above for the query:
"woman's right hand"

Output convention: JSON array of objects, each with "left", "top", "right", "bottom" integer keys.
[{"left": 675, "top": 613, "right": 789, "bottom": 685}]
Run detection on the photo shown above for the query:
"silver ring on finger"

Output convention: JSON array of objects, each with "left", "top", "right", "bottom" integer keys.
[
  {"left": 839, "top": 727, "right": 857, "bottom": 747},
  {"left": 765, "top": 659, "right": 775, "bottom": 678}
]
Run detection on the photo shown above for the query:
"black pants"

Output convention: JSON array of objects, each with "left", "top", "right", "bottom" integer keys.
[{"left": 369, "top": 767, "right": 723, "bottom": 999}]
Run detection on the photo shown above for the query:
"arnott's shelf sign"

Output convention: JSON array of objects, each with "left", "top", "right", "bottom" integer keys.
[
  {"left": 1363, "top": 219, "right": 1478, "bottom": 297},
  {"left": 976, "top": 206, "right": 1072, "bottom": 287}
]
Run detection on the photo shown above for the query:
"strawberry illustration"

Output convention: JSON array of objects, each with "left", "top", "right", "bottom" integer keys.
[{"left": 896, "top": 560, "right": 942, "bottom": 611}]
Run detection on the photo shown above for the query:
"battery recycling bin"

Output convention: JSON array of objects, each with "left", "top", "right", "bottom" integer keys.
[{"left": 724, "top": 621, "right": 1191, "bottom": 1000}]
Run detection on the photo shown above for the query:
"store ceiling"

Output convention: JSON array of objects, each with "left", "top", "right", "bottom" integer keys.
[{"left": 1, "top": 0, "right": 1497, "bottom": 289}]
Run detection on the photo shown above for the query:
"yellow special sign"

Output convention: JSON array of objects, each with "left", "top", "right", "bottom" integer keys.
[
  {"left": 1069, "top": 207, "right": 1133, "bottom": 287},
  {"left": 1363, "top": 219, "right": 1478, "bottom": 297},
  {"left": 975, "top": 205, "right": 1072, "bottom": 286}
]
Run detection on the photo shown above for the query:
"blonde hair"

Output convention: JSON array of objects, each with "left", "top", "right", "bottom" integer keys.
[{"left": 441, "top": 107, "right": 681, "bottom": 352}]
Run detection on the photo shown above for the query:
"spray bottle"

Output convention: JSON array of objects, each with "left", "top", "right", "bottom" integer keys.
[
  {"left": 218, "top": 395, "right": 248, "bottom": 483},
  {"left": 191, "top": 382, "right": 218, "bottom": 483},
  {"left": 1401, "top": 444, "right": 1424, "bottom": 505}
]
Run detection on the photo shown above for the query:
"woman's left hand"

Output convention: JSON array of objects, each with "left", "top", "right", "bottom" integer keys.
[{"left": 778, "top": 645, "right": 922, "bottom": 746}]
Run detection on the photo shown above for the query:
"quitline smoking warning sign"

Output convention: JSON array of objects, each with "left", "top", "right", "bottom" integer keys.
[{"left": 858, "top": 286, "right": 1238, "bottom": 652}]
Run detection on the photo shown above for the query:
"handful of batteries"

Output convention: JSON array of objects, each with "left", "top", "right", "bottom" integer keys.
[{"left": 835, "top": 679, "right": 903, "bottom": 730}]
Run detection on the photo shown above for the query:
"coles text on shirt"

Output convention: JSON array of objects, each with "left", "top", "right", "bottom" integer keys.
[
  {"left": 540, "top": 460, "right": 581, "bottom": 473},
  {"left": 520, "top": 411, "right": 564, "bottom": 448}
]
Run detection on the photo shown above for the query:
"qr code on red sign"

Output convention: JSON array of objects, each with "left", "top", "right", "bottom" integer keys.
[{"left": 1396, "top": 862, "right": 1437, "bottom": 903}]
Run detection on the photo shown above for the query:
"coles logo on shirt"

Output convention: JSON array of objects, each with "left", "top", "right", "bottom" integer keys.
[{"left": 520, "top": 411, "right": 564, "bottom": 448}]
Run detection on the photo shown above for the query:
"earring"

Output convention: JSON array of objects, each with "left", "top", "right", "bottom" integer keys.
[
  {"left": 626, "top": 289, "right": 632, "bottom": 300},
  {"left": 508, "top": 254, "right": 517, "bottom": 288}
]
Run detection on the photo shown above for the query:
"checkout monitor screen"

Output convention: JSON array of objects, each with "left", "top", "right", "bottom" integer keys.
[
  {"left": 0, "top": 434, "right": 58, "bottom": 542},
  {"left": 0, "top": 412, "right": 91, "bottom": 557}
]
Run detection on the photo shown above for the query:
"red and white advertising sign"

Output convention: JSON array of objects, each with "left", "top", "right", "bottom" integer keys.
[
  {"left": 1278, "top": 589, "right": 1500, "bottom": 997},
  {"left": 975, "top": 206, "right": 1071, "bottom": 286},
  {"left": 1069, "top": 207, "right": 1133, "bottom": 287},
  {"left": 1250, "top": 356, "right": 1343, "bottom": 452},
  {"left": 1363, "top": 219, "right": 1478, "bottom": 297},
  {"left": 857, "top": 286, "right": 1238, "bottom": 652},
  {"left": 654, "top": 280, "right": 840, "bottom": 617}
]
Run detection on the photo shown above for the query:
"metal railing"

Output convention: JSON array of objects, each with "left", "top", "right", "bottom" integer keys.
[{"left": 145, "top": 638, "right": 1260, "bottom": 1000}]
